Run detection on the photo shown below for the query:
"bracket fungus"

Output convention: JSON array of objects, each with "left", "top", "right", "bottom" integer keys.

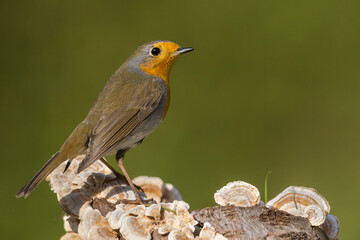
[
  {"left": 78, "top": 207, "right": 118, "bottom": 240},
  {"left": 194, "top": 222, "right": 229, "bottom": 240},
  {"left": 60, "top": 232, "right": 81, "bottom": 240},
  {"left": 133, "top": 176, "right": 164, "bottom": 203},
  {"left": 266, "top": 186, "right": 330, "bottom": 226},
  {"left": 319, "top": 214, "right": 340, "bottom": 240},
  {"left": 132, "top": 176, "right": 183, "bottom": 203},
  {"left": 214, "top": 181, "right": 260, "bottom": 207}
]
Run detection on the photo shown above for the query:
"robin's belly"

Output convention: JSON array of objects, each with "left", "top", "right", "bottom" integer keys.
[{"left": 107, "top": 95, "right": 166, "bottom": 154}]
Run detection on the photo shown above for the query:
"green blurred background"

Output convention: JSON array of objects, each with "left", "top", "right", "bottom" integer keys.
[{"left": 1, "top": 0, "right": 359, "bottom": 239}]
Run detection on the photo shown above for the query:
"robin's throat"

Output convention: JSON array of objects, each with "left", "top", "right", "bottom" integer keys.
[{"left": 140, "top": 59, "right": 176, "bottom": 83}]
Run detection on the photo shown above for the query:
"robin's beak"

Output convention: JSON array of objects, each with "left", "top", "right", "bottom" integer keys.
[{"left": 173, "top": 47, "right": 194, "bottom": 56}]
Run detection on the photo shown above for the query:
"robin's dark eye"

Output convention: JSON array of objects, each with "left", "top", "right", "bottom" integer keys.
[{"left": 150, "top": 47, "right": 161, "bottom": 56}]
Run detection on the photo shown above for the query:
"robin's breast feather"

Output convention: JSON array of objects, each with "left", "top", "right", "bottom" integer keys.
[{"left": 139, "top": 69, "right": 171, "bottom": 119}]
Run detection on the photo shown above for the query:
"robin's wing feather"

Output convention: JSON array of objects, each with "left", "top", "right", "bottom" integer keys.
[{"left": 77, "top": 79, "right": 163, "bottom": 172}]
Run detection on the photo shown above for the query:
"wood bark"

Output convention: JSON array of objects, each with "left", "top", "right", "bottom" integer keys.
[{"left": 190, "top": 205, "right": 328, "bottom": 240}]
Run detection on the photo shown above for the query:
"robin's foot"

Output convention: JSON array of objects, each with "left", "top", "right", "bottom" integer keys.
[
  {"left": 104, "top": 172, "right": 144, "bottom": 193},
  {"left": 100, "top": 157, "right": 144, "bottom": 192},
  {"left": 116, "top": 155, "right": 153, "bottom": 205}
]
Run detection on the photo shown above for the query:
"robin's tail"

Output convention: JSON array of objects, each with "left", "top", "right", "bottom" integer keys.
[{"left": 16, "top": 151, "right": 66, "bottom": 198}]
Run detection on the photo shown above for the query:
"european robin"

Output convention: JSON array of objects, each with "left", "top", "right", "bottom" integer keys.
[{"left": 16, "top": 40, "right": 194, "bottom": 203}]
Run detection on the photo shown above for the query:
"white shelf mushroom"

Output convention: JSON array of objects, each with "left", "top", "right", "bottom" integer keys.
[
  {"left": 131, "top": 176, "right": 183, "bottom": 203},
  {"left": 214, "top": 181, "right": 260, "bottom": 207},
  {"left": 133, "top": 176, "right": 165, "bottom": 203},
  {"left": 119, "top": 214, "right": 153, "bottom": 240},
  {"left": 266, "top": 186, "right": 330, "bottom": 226},
  {"left": 60, "top": 232, "right": 81, "bottom": 240},
  {"left": 194, "top": 222, "right": 228, "bottom": 240},
  {"left": 78, "top": 207, "right": 117, "bottom": 240}
]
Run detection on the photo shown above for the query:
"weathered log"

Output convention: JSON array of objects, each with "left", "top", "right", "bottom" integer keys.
[{"left": 191, "top": 205, "right": 328, "bottom": 240}]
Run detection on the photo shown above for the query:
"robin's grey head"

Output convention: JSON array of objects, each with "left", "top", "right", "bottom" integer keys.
[{"left": 125, "top": 40, "right": 194, "bottom": 80}]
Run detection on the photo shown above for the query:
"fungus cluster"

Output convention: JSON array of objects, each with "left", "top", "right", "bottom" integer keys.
[{"left": 48, "top": 156, "right": 227, "bottom": 240}]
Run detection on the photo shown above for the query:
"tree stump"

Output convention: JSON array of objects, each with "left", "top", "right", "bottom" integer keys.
[{"left": 49, "top": 156, "right": 332, "bottom": 240}]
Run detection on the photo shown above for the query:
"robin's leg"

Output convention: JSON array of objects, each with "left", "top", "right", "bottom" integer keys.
[
  {"left": 116, "top": 149, "right": 154, "bottom": 204},
  {"left": 100, "top": 157, "right": 144, "bottom": 192},
  {"left": 100, "top": 157, "right": 127, "bottom": 182}
]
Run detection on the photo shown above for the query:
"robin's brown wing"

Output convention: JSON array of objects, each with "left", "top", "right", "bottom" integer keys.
[{"left": 77, "top": 79, "right": 164, "bottom": 173}]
